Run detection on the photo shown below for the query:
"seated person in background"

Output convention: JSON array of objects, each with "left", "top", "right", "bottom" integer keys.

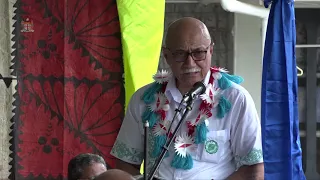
[
  {"left": 68, "top": 153, "right": 107, "bottom": 180},
  {"left": 94, "top": 169, "right": 134, "bottom": 180}
]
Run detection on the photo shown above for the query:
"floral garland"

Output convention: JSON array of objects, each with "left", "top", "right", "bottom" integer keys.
[{"left": 141, "top": 67, "right": 243, "bottom": 170}]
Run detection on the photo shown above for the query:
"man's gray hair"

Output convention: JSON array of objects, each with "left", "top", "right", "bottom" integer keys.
[{"left": 68, "top": 153, "right": 106, "bottom": 180}]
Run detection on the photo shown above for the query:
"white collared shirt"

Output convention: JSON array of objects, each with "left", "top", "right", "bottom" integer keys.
[{"left": 111, "top": 71, "right": 263, "bottom": 180}]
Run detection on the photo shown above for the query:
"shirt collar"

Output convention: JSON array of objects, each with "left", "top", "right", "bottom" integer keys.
[{"left": 165, "top": 70, "right": 211, "bottom": 103}]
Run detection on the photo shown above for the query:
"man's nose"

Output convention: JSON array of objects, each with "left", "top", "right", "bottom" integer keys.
[{"left": 184, "top": 53, "right": 196, "bottom": 66}]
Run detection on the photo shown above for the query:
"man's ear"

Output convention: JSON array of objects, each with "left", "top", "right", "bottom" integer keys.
[
  {"left": 162, "top": 47, "right": 171, "bottom": 65},
  {"left": 209, "top": 44, "right": 214, "bottom": 55},
  {"left": 162, "top": 47, "right": 169, "bottom": 59}
]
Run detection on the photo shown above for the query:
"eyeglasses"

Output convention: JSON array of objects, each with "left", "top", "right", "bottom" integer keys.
[{"left": 164, "top": 43, "right": 213, "bottom": 62}]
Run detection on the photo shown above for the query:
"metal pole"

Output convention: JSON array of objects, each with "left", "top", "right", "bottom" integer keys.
[{"left": 296, "top": 44, "right": 320, "bottom": 48}]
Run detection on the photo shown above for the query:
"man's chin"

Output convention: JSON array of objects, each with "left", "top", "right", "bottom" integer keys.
[{"left": 181, "top": 78, "right": 202, "bottom": 87}]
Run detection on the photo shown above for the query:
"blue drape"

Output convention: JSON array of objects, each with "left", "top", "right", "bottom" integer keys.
[{"left": 262, "top": 0, "right": 306, "bottom": 179}]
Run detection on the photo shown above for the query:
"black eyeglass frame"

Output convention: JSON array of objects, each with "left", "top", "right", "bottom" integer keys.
[{"left": 163, "top": 42, "right": 214, "bottom": 62}]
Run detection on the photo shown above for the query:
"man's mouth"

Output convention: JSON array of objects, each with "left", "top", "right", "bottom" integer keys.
[
  {"left": 184, "top": 71, "right": 200, "bottom": 76},
  {"left": 182, "top": 68, "right": 201, "bottom": 75}
]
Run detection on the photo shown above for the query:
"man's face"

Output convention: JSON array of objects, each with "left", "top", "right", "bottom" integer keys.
[
  {"left": 163, "top": 32, "right": 213, "bottom": 90},
  {"left": 80, "top": 163, "right": 107, "bottom": 180}
]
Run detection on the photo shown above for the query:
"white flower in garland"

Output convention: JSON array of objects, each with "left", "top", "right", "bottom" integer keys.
[
  {"left": 211, "top": 67, "right": 228, "bottom": 73},
  {"left": 148, "top": 93, "right": 169, "bottom": 112},
  {"left": 189, "top": 109, "right": 212, "bottom": 127},
  {"left": 211, "top": 67, "right": 228, "bottom": 80},
  {"left": 218, "top": 67, "right": 228, "bottom": 73},
  {"left": 174, "top": 133, "right": 195, "bottom": 157},
  {"left": 153, "top": 69, "right": 172, "bottom": 84},
  {"left": 212, "top": 71, "right": 222, "bottom": 80},
  {"left": 153, "top": 119, "right": 171, "bottom": 136},
  {"left": 200, "top": 83, "right": 221, "bottom": 107}
]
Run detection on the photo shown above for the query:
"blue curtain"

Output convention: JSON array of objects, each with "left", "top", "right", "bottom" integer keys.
[{"left": 261, "top": 0, "right": 306, "bottom": 179}]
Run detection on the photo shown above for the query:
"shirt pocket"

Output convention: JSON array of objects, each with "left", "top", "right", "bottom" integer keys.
[{"left": 199, "top": 129, "right": 230, "bottom": 164}]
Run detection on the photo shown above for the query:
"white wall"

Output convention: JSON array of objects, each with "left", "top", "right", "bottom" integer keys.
[{"left": 234, "top": 13, "right": 263, "bottom": 117}]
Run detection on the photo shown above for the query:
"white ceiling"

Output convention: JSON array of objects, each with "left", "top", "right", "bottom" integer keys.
[
  {"left": 165, "top": 0, "right": 320, "bottom": 8},
  {"left": 244, "top": 0, "right": 320, "bottom": 8}
]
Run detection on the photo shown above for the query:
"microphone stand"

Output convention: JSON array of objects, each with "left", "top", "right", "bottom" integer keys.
[
  {"left": 147, "top": 96, "right": 195, "bottom": 180},
  {"left": 143, "top": 121, "right": 149, "bottom": 180}
]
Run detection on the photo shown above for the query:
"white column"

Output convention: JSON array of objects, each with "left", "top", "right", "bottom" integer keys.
[
  {"left": 233, "top": 13, "right": 264, "bottom": 118},
  {"left": 0, "top": 0, "right": 15, "bottom": 178}
]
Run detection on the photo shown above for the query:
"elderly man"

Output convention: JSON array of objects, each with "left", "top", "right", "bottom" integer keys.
[
  {"left": 68, "top": 153, "right": 107, "bottom": 180},
  {"left": 94, "top": 169, "right": 135, "bottom": 180},
  {"left": 111, "top": 17, "right": 264, "bottom": 180}
]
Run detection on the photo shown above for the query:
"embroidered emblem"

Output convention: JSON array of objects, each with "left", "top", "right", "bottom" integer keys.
[
  {"left": 205, "top": 140, "right": 218, "bottom": 154},
  {"left": 21, "top": 18, "right": 34, "bottom": 33}
]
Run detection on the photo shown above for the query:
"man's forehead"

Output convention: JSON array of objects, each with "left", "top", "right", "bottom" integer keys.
[
  {"left": 166, "top": 38, "right": 210, "bottom": 50},
  {"left": 169, "top": 44, "right": 208, "bottom": 51},
  {"left": 165, "top": 18, "right": 211, "bottom": 46},
  {"left": 165, "top": 30, "right": 211, "bottom": 50}
]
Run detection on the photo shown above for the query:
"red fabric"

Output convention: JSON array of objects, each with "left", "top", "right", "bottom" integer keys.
[{"left": 12, "top": 0, "right": 123, "bottom": 179}]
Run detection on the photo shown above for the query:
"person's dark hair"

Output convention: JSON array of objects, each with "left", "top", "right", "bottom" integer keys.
[{"left": 68, "top": 153, "right": 106, "bottom": 180}]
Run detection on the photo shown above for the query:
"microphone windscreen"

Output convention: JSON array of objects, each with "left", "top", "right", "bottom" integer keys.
[{"left": 193, "top": 81, "right": 206, "bottom": 94}]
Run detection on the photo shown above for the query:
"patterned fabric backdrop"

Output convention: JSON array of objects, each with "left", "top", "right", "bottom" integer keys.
[{"left": 10, "top": 0, "right": 124, "bottom": 179}]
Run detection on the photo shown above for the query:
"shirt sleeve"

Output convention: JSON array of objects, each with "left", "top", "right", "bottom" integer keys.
[
  {"left": 228, "top": 88, "right": 263, "bottom": 169},
  {"left": 110, "top": 91, "right": 144, "bottom": 165}
]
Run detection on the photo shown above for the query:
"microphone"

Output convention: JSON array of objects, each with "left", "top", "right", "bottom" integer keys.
[
  {"left": 147, "top": 81, "right": 206, "bottom": 180},
  {"left": 182, "top": 81, "right": 206, "bottom": 103}
]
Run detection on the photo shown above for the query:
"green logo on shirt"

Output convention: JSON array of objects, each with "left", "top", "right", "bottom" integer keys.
[{"left": 205, "top": 140, "right": 218, "bottom": 154}]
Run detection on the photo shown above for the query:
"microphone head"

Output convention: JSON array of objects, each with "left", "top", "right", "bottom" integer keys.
[
  {"left": 193, "top": 81, "right": 206, "bottom": 95},
  {"left": 182, "top": 81, "right": 207, "bottom": 103}
]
